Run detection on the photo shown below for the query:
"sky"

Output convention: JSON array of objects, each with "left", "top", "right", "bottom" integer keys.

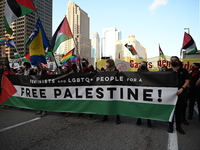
[{"left": 52, "top": 0, "right": 200, "bottom": 58}]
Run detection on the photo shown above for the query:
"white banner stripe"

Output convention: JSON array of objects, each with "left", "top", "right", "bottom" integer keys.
[{"left": 13, "top": 85, "right": 177, "bottom": 105}]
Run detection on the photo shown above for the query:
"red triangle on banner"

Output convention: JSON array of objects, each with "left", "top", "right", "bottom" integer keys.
[{"left": 0, "top": 75, "right": 17, "bottom": 104}]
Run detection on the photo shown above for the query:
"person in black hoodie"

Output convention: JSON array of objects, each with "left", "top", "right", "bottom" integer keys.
[
  {"left": 167, "top": 56, "right": 190, "bottom": 134},
  {"left": 78, "top": 58, "right": 92, "bottom": 118},
  {"left": 136, "top": 61, "right": 152, "bottom": 128}
]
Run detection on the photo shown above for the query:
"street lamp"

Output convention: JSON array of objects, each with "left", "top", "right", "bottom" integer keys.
[{"left": 184, "top": 28, "right": 190, "bottom": 34}]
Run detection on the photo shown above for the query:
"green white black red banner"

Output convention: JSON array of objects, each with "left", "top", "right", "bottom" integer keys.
[{"left": 0, "top": 71, "right": 178, "bottom": 122}]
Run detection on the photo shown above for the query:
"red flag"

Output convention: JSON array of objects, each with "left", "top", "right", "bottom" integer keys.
[{"left": 0, "top": 75, "right": 17, "bottom": 104}]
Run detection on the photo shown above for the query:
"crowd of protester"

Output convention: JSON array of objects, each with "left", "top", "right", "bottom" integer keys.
[{"left": 0, "top": 56, "right": 200, "bottom": 135}]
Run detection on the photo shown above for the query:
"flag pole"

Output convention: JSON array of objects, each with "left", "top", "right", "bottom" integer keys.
[
  {"left": 63, "top": 15, "right": 81, "bottom": 58},
  {"left": 72, "top": 35, "right": 82, "bottom": 72},
  {"left": 179, "top": 48, "right": 183, "bottom": 59},
  {"left": 67, "top": 15, "right": 82, "bottom": 71}
]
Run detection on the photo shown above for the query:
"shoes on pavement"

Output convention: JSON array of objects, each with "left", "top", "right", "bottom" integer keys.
[
  {"left": 147, "top": 120, "right": 152, "bottom": 128},
  {"left": 89, "top": 114, "right": 94, "bottom": 119},
  {"left": 78, "top": 113, "right": 84, "bottom": 118},
  {"left": 167, "top": 124, "right": 173, "bottom": 133},
  {"left": 64, "top": 113, "right": 71, "bottom": 117},
  {"left": 182, "top": 119, "right": 189, "bottom": 125},
  {"left": 176, "top": 126, "right": 185, "bottom": 134},
  {"left": 35, "top": 110, "right": 43, "bottom": 115},
  {"left": 102, "top": 115, "right": 108, "bottom": 122},
  {"left": 116, "top": 119, "right": 121, "bottom": 124},
  {"left": 40, "top": 111, "right": 46, "bottom": 117},
  {"left": 136, "top": 118, "right": 142, "bottom": 126}
]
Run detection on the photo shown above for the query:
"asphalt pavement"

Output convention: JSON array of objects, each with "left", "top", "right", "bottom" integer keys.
[{"left": 0, "top": 106, "right": 200, "bottom": 150}]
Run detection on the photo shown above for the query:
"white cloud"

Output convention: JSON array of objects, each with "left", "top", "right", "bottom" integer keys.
[{"left": 149, "top": 0, "right": 168, "bottom": 11}]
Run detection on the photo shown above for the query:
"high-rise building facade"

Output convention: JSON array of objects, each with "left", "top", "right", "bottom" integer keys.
[
  {"left": 102, "top": 27, "right": 121, "bottom": 60},
  {"left": 66, "top": 1, "right": 92, "bottom": 63},
  {"left": 116, "top": 35, "right": 147, "bottom": 59},
  {"left": 0, "top": 0, "right": 52, "bottom": 62},
  {"left": 92, "top": 32, "right": 100, "bottom": 58}
]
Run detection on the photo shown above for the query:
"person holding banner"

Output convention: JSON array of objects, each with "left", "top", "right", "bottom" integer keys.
[
  {"left": 167, "top": 56, "right": 190, "bottom": 134},
  {"left": 188, "top": 63, "right": 200, "bottom": 121},
  {"left": 102, "top": 59, "right": 121, "bottom": 124},
  {"left": 136, "top": 61, "right": 152, "bottom": 128},
  {"left": 35, "top": 63, "right": 48, "bottom": 117},
  {"left": 78, "top": 58, "right": 93, "bottom": 118}
]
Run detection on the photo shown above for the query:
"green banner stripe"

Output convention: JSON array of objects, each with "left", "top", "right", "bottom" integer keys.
[{"left": 2, "top": 97, "right": 174, "bottom": 122}]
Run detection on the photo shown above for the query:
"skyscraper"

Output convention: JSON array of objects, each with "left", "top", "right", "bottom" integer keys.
[
  {"left": 0, "top": 0, "right": 52, "bottom": 61},
  {"left": 102, "top": 27, "right": 121, "bottom": 60},
  {"left": 66, "top": 1, "right": 92, "bottom": 63},
  {"left": 92, "top": 32, "right": 100, "bottom": 58}
]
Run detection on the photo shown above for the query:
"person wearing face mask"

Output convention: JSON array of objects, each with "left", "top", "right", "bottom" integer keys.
[
  {"left": 81, "top": 58, "right": 91, "bottom": 73},
  {"left": 167, "top": 56, "right": 190, "bottom": 134},
  {"left": 136, "top": 61, "right": 152, "bottom": 128},
  {"left": 137, "top": 61, "right": 149, "bottom": 72},
  {"left": 102, "top": 59, "right": 121, "bottom": 124},
  {"left": 78, "top": 58, "right": 93, "bottom": 118},
  {"left": 188, "top": 63, "right": 200, "bottom": 121}
]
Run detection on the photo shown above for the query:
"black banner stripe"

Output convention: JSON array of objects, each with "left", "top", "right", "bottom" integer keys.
[
  {"left": 6, "top": 72, "right": 178, "bottom": 87},
  {"left": 7, "top": 0, "right": 22, "bottom": 18},
  {"left": 182, "top": 35, "right": 195, "bottom": 49}
]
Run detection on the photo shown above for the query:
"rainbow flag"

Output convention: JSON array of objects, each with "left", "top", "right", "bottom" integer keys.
[
  {"left": 0, "top": 37, "right": 9, "bottom": 43},
  {"left": 60, "top": 48, "right": 76, "bottom": 63}
]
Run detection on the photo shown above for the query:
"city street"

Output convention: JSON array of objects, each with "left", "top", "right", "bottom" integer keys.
[{"left": 0, "top": 106, "right": 200, "bottom": 150}]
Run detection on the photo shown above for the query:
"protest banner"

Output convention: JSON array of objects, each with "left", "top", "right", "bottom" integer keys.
[{"left": 0, "top": 71, "right": 178, "bottom": 122}]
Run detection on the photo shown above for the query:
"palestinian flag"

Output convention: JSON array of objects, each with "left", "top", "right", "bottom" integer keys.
[
  {"left": 24, "top": 53, "right": 30, "bottom": 61},
  {"left": 124, "top": 43, "right": 138, "bottom": 55},
  {"left": 159, "top": 44, "right": 167, "bottom": 60},
  {"left": 0, "top": 74, "right": 17, "bottom": 104},
  {"left": 14, "top": 52, "right": 20, "bottom": 58},
  {"left": 47, "top": 17, "right": 73, "bottom": 57},
  {"left": 4, "top": 0, "right": 36, "bottom": 35},
  {"left": 182, "top": 32, "right": 198, "bottom": 55},
  {"left": 6, "top": 39, "right": 16, "bottom": 48},
  {"left": 6, "top": 39, "right": 20, "bottom": 58}
]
